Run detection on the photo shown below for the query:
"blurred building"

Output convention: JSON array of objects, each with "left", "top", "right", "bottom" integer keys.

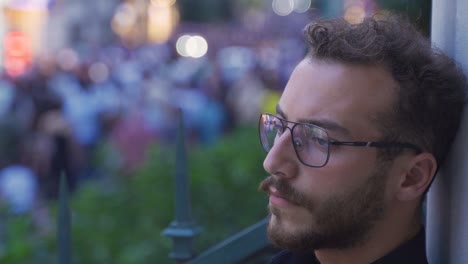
[
  {"left": 1, "top": 0, "right": 49, "bottom": 76},
  {"left": 0, "top": 0, "right": 319, "bottom": 75},
  {"left": 0, "top": 0, "right": 430, "bottom": 78},
  {"left": 0, "top": 0, "right": 118, "bottom": 72}
]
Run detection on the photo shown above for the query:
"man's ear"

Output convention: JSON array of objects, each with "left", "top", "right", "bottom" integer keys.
[{"left": 396, "top": 153, "right": 437, "bottom": 201}]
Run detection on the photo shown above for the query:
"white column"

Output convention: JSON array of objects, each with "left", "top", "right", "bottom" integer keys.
[{"left": 427, "top": 0, "right": 468, "bottom": 263}]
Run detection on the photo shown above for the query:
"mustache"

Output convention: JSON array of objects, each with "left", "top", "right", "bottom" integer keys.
[{"left": 259, "top": 176, "right": 311, "bottom": 208}]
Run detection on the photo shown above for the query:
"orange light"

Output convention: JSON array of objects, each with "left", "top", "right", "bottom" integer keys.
[{"left": 3, "top": 31, "right": 33, "bottom": 77}]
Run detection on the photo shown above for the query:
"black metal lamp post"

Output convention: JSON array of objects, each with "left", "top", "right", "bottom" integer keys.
[
  {"left": 162, "top": 109, "right": 202, "bottom": 263},
  {"left": 58, "top": 173, "right": 71, "bottom": 264}
]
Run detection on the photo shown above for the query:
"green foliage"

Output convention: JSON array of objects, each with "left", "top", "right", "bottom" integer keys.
[
  {"left": 189, "top": 127, "right": 268, "bottom": 250},
  {"left": 0, "top": 215, "right": 35, "bottom": 263},
  {"left": 0, "top": 126, "right": 268, "bottom": 263}
]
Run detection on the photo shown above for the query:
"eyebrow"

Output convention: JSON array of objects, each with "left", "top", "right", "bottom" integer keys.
[{"left": 276, "top": 105, "right": 352, "bottom": 137}]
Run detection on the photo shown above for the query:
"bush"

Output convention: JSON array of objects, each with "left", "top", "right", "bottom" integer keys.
[{"left": 0, "top": 126, "right": 268, "bottom": 263}]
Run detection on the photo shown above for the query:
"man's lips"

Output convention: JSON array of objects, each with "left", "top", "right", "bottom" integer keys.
[{"left": 269, "top": 187, "right": 296, "bottom": 207}]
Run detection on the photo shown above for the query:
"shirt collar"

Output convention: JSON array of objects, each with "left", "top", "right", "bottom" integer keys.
[
  {"left": 269, "top": 228, "right": 427, "bottom": 264},
  {"left": 371, "top": 228, "right": 427, "bottom": 264}
]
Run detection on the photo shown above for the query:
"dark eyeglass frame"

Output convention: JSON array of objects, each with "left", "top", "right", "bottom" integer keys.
[{"left": 259, "top": 113, "right": 422, "bottom": 168}]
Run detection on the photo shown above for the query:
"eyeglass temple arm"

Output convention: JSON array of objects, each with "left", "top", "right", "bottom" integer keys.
[{"left": 329, "top": 141, "right": 422, "bottom": 153}]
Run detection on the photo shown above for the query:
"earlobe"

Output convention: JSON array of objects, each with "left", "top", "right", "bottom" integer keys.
[{"left": 396, "top": 153, "right": 437, "bottom": 201}]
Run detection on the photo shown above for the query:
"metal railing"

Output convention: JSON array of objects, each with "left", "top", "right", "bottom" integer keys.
[{"left": 54, "top": 109, "right": 272, "bottom": 263}]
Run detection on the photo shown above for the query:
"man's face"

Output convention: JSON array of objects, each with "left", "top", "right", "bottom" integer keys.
[{"left": 259, "top": 58, "right": 400, "bottom": 251}]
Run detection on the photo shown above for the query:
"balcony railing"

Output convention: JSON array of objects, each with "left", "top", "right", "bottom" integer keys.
[{"left": 54, "top": 110, "right": 274, "bottom": 263}]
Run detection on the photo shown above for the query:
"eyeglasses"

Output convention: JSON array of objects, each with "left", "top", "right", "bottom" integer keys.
[{"left": 258, "top": 113, "right": 422, "bottom": 168}]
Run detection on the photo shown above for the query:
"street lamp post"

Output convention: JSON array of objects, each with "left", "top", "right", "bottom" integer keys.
[{"left": 162, "top": 109, "right": 202, "bottom": 263}]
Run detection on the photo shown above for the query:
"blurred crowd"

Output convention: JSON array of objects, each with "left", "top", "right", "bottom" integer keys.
[{"left": 0, "top": 35, "right": 305, "bottom": 214}]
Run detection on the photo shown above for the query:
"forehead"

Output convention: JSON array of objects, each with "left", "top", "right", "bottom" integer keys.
[{"left": 278, "top": 58, "right": 397, "bottom": 139}]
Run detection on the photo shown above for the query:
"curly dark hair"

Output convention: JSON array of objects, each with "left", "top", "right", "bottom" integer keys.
[{"left": 303, "top": 15, "right": 467, "bottom": 167}]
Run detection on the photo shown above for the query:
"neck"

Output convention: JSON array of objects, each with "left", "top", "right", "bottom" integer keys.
[{"left": 314, "top": 212, "right": 422, "bottom": 264}]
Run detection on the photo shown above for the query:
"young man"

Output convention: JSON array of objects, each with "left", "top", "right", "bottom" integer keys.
[{"left": 258, "top": 16, "right": 467, "bottom": 263}]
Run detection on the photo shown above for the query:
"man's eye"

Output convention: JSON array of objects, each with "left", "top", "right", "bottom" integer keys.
[
  {"left": 293, "top": 137, "right": 303, "bottom": 150},
  {"left": 312, "top": 136, "right": 328, "bottom": 146}
]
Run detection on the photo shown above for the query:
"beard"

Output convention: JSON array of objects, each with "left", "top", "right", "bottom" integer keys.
[{"left": 258, "top": 160, "right": 390, "bottom": 251}]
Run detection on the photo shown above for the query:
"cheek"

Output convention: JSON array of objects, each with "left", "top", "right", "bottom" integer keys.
[
  {"left": 328, "top": 148, "right": 378, "bottom": 167},
  {"left": 294, "top": 155, "right": 381, "bottom": 206},
  {"left": 293, "top": 166, "right": 353, "bottom": 199},
  {"left": 326, "top": 151, "right": 378, "bottom": 180}
]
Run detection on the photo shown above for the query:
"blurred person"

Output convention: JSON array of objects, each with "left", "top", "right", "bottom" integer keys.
[
  {"left": 64, "top": 64, "right": 102, "bottom": 148},
  {"left": 227, "top": 69, "right": 267, "bottom": 125},
  {"left": 219, "top": 46, "right": 262, "bottom": 127},
  {"left": 51, "top": 63, "right": 106, "bottom": 183},
  {"left": 0, "top": 117, "right": 38, "bottom": 214},
  {"left": 112, "top": 59, "right": 144, "bottom": 104},
  {"left": 9, "top": 74, "right": 37, "bottom": 130},
  {"left": 140, "top": 72, "right": 178, "bottom": 142},
  {"left": 0, "top": 109, "right": 53, "bottom": 235},
  {"left": 167, "top": 56, "right": 227, "bottom": 144},
  {"left": 30, "top": 85, "right": 84, "bottom": 200},
  {"left": 170, "top": 85, "right": 210, "bottom": 141},
  {"left": 197, "top": 63, "right": 228, "bottom": 144},
  {"left": 258, "top": 15, "right": 467, "bottom": 263},
  {"left": 109, "top": 107, "right": 154, "bottom": 173},
  {"left": 0, "top": 78, "right": 15, "bottom": 117},
  {"left": 36, "top": 109, "right": 83, "bottom": 198}
]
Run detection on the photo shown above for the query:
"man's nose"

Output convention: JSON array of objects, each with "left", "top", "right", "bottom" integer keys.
[{"left": 263, "top": 128, "right": 297, "bottom": 179}]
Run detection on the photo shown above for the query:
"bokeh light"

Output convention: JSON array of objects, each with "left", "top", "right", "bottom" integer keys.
[
  {"left": 176, "top": 35, "right": 208, "bottom": 58},
  {"left": 272, "top": 0, "right": 294, "bottom": 16},
  {"left": 186, "top": 35, "right": 208, "bottom": 58},
  {"left": 88, "top": 62, "right": 109, "bottom": 83},
  {"left": 147, "top": 0, "right": 179, "bottom": 43},
  {"left": 293, "top": 0, "right": 311, "bottom": 13},
  {"left": 344, "top": 5, "right": 366, "bottom": 24},
  {"left": 111, "top": 3, "right": 137, "bottom": 36},
  {"left": 56, "top": 48, "right": 79, "bottom": 71},
  {"left": 176, "top": 35, "right": 191, "bottom": 57}
]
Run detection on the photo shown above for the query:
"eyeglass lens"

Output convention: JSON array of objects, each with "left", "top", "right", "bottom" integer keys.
[{"left": 259, "top": 114, "right": 330, "bottom": 167}]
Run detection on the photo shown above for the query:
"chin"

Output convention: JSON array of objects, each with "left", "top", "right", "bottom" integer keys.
[
  {"left": 267, "top": 208, "right": 330, "bottom": 251},
  {"left": 267, "top": 216, "right": 316, "bottom": 251},
  {"left": 268, "top": 207, "right": 315, "bottom": 237}
]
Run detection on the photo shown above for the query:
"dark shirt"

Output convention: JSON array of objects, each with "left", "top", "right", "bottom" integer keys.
[{"left": 269, "top": 229, "right": 428, "bottom": 264}]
